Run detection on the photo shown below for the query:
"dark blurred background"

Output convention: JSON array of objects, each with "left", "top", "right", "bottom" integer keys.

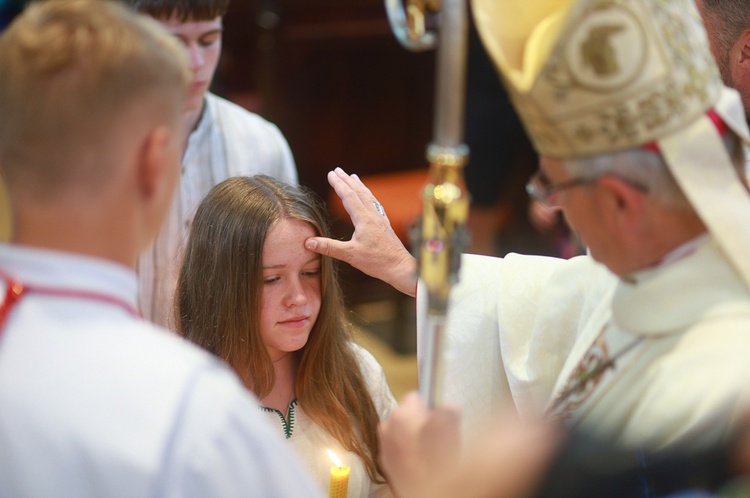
[{"left": 217, "top": 0, "right": 435, "bottom": 201}]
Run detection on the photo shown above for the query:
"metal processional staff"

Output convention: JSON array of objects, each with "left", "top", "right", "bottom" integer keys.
[{"left": 385, "top": 0, "right": 470, "bottom": 408}]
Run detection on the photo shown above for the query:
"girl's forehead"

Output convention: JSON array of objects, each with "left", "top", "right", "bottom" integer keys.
[{"left": 262, "top": 219, "right": 319, "bottom": 264}]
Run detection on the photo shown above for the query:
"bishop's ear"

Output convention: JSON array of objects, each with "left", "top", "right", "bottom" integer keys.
[
  {"left": 596, "top": 174, "right": 646, "bottom": 230},
  {"left": 732, "top": 30, "right": 750, "bottom": 80}
]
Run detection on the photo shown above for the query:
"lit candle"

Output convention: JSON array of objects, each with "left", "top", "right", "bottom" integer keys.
[{"left": 326, "top": 449, "right": 350, "bottom": 498}]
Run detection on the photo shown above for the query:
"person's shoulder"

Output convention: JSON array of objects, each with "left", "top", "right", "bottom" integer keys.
[
  {"left": 205, "top": 93, "right": 295, "bottom": 177},
  {"left": 347, "top": 341, "right": 389, "bottom": 388},
  {"left": 347, "top": 341, "right": 398, "bottom": 417},
  {"left": 206, "top": 92, "right": 281, "bottom": 132},
  {"left": 129, "top": 324, "right": 272, "bottom": 442},
  {"left": 120, "top": 324, "right": 254, "bottom": 425},
  {"left": 348, "top": 341, "right": 382, "bottom": 370},
  {"left": 101, "top": 320, "right": 242, "bottom": 397},
  {"left": 126, "top": 319, "right": 219, "bottom": 367},
  {"left": 99, "top": 319, "right": 245, "bottom": 406},
  {"left": 156, "top": 360, "right": 325, "bottom": 497},
  {"left": 129, "top": 327, "right": 285, "bottom": 490},
  {"left": 452, "top": 252, "right": 612, "bottom": 304}
]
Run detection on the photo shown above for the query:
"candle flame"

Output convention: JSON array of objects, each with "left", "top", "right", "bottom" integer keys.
[{"left": 326, "top": 449, "right": 343, "bottom": 467}]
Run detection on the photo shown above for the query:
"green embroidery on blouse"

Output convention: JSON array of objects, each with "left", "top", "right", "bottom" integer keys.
[{"left": 259, "top": 399, "right": 298, "bottom": 439}]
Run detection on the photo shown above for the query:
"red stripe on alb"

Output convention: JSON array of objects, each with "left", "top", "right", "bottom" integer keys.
[
  {"left": 0, "top": 274, "right": 141, "bottom": 337},
  {"left": 0, "top": 279, "right": 25, "bottom": 331}
]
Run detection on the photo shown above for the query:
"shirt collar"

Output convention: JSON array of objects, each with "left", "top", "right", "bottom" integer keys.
[
  {"left": 0, "top": 244, "right": 138, "bottom": 312},
  {"left": 612, "top": 236, "right": 750, "bottom": 335}
]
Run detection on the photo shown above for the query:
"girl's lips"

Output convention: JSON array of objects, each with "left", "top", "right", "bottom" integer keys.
[{"left": 278, "top": 316, "right": 309, "bottom": 328}]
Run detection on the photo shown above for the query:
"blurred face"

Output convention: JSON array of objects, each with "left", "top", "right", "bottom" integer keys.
[
  {"left": 260, "top": 218, "right": 322, "bottom": 362},
  {"left": 539, "top": 156, "right": 607, "bottom": 262},
  {"left": 695, "top": 0, "right": 750, "bottom": 117},
  {"left": 694, "top": 0, "right": 731, "bottom": 84},
  {"left": 157, "top": 15, "right": 223, "bottom": 113}
]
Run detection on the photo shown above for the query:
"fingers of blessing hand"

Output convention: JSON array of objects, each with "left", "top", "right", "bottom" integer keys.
[
  {"left": 329, "top": 168, "right": 388, "bottom": 226},
  {"left": 336, "top": 168, "right": 377, "bottom": 200}
]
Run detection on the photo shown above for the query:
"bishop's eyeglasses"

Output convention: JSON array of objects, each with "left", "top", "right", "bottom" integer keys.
[
  {"left": 526, "top": 170, "right": 648, "bottom": 209},
  {"left": 525, "top": 171, "right": 597, "bottom": 209}
]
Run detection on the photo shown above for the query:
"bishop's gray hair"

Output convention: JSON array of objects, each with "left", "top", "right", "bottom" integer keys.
[{"left": 562, "top": 130, "right": 745, "bottom": 209}]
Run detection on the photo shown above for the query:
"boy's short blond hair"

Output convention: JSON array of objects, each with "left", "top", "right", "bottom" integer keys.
[{"left": 0, "top": 0, "right": 191, "bottom": 191}]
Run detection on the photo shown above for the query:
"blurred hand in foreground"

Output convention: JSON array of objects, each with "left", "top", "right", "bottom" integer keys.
[{"left": 379, "top": 392, "right": 561, "bottom": 498}]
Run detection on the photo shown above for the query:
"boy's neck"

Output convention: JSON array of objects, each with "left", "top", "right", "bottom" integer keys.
[{"left": 184, "top": 97, "right": 206, "bottom": 136}]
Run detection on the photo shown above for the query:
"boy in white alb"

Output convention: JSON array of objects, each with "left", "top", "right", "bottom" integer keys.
[
  {"left": 125, "top": 0, "right": 298, "bottom": 329},
  {"left": 0, "top": 2, "right": 321, "bottom": 496}
]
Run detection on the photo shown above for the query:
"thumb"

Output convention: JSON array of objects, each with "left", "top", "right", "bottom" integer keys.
[{"left": 305, "top": 236, "right": 349, "bottom": 262}]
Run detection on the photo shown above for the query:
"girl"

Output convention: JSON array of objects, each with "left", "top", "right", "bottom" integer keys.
[{"left": 175, "top": 175, "right": 395, "bottom": 497}]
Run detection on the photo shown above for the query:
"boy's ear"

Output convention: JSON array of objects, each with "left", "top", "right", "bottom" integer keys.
[
  {"left": 138, "top": 125, "right": 172, "bottom": 199},
  {"left": 733, "top": 30, "right": 750, "bottom": 77}
]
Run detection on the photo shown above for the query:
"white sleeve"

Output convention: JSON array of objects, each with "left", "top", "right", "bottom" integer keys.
[
  {"left": 351, "top": 343, "right": 398, "bottom": 421},
  {"left": 157, "top": 366, "right": 323, "bottom": 498},
  {"left": 349, "top": 344, "right": 397, "bottom": 498},
  {"left": 417, "top": 252, "right": 615, "bottom": 437}
]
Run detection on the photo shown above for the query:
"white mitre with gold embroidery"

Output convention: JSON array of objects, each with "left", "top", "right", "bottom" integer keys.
[{"left": 472, "top": 0, "right": 750, "bottom": 289}]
